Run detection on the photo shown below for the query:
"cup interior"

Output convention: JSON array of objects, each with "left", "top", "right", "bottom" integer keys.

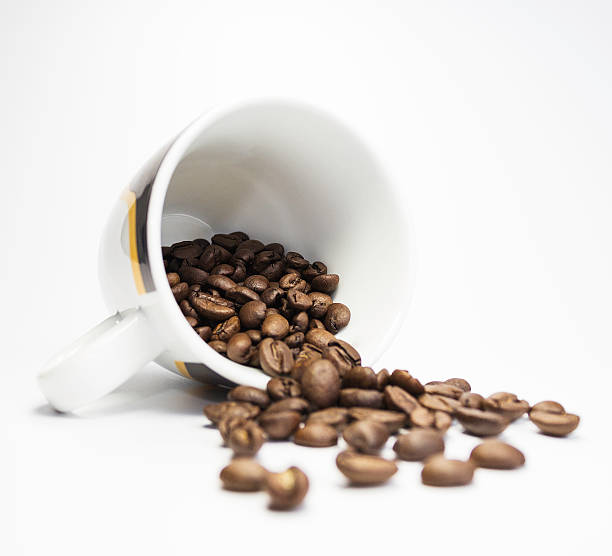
[{"left": 150, "top": 100, "right": 411, "bottom": 385}]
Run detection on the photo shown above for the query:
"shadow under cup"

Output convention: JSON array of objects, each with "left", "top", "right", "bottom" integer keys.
[{"left": 152, "top": 101, "right": 412, "bottom": 386}]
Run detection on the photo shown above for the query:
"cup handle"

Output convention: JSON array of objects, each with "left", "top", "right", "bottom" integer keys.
[{"left": 38, "top": 308, "right": 163, "bottom": 412}]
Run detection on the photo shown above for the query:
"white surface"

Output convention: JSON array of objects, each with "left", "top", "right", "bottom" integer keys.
[{"left": 2, "top": 1, "right": 611, "bottom": 555}]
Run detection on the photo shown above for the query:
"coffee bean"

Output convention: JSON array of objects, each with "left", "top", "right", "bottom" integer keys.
[
  {"left": 290, "top": 311, "right": 309, "bottom": 333},
  {"left": 260, "top": 260, "right": 286, "bottom": 281},
  {"left": 302, "top": 261, "right": 327, "bottom": 282},
  {"left": 294, "top": 422, "right": 338, "bottom": 447},
  {"left": 228, "top": 385, "right": 270, "bottom": 408},
  {"left": 322, "top": 339, "right": 361, "bottom": 377},
  {"left": 179, "top": 265, "right": 209, "bottom": 285},
  {"left": 238, "top": 239, "right": 265, "bottom": 253},
  {"left": 339, "top": 388, "right": 384, "bottom": 408},
  {"left": 529, "top": 410, "right": 580, "bottom": 436},
  {"left": 291, "top": 343, "right": 322, "bottom": 382},
  {"left": 390, "top": 370, "right": 425, "bottom": 396},
  {"left": 306, "top": 292, "right": 331, "bottom": 320},
  {"left": 245, "top": 329, "right": 262, "bottom": 344},
  {"left": 218, "top": 415, "right": 250, "bottom": 444},
  {"left": 454, "top": 406, "right": 509, "bottom": 436},
  {"left": 347, "top": 408, "right": 406, "bottom": 434},
  {"left": 204, "top": 401, "right": 260, "bottom": 425},
  {"left": 262, "top": 397, "right": 310, "bottom": 415},
  {"left": 266, "top": 466, "right": 309, "bottom": 510},
  {"left": 279, "top": 273, "right": 302, "bottom": 290},
  {"left": 171, "top": 282, "right": 189, "bottom": 302},
  {"left": 208, "top": 340, "right": 227, "bottom": 354},
  {"left": 167, "top": 272, "right": 180, "bottom": 287},
  {"left": 323, "top": 303, "right": 351, "bottom": 334},
  {"left": 227, "top": 421, "right": 266, "bottom": 457},
  {"left": 179, "top": 299, "right": 198, "bottom": 319},
  {"left": 267, "top": 377, "right": 302, "bottom": 400},
  {"left": 343, "top": 366, "right": 377, "bottom": 389},
  {"left": 199, "top": 244, "right": 232, "bottom": 271},
  {"left": 210, "top": 263, "right": 235, "bottom": 276},
  {"left": 483, "top": 392, "right": 529, "bottom": 421},
  {"left": 301, "top": 359, "right": 341, "bottom": 408},
  {"left": 394, "top": 429, "right": 445, "bottom": 461},
  {"left": 220, "top": 458, "right": 268, "bottom": 492},
  {"left": 343, "top": 420, "right": 389, "bottom": 454},
  {"left": 185, "top": 316, "right": 198, "bottom": 327},
  {"left": 307, "top": 407, "right": 350, "bottom": 430},
  {"left": 424, "top": 383, "right": 464, "bottom": 399},
  {"left": 287, "top": 288, "right": 313, "bottom": 311},
  {"left": 383, "top": 385, "right": 419, "bottom": 414},
  {"left": 243, "top": 274, "right": 269, "bottom": 293},
  {"left": 421, "top": 456, "right": 475, "bottom": 487},
  {"left": 285, "top": 251, "right": 309, "bottom": 270},
  {"left": 308, "top": 318, "right": 326, "bottom": 330},
  {"left": 259, "top": 338, "right": 294, "bottom": 376},
  {"left": 196, "top": 326, "right": 212, "bottom": 341},
  {"left": 259, "top": 410, "right": 301, "bottom": 440},
  {"left": 434, "top": 411, "right": 452, "bottom": 432},
  {"left": 311, "top": 274, "right": 339, "bottom": 294},
  {"left": 459, "top": 392, "right": 485, "bottom": 409},
  {"left": 336, "top": 451, "right": 398, "bottom": 485},
  {"left": 418, "top": 393, "right": 461, "bottom": 414},
  {"left": 261, "top": 314, "right": 290, "bottom": 339},
  {"left": 284, "top": 332, "right": 304, "bottom": 348},
  {"left": 212, "top": 233, "right": 241, "bottom": 252},
  {"left": 445, "top": 378, "right": 471, "bottom": 392},
  {"left": 206, "top": 274, "right": 237, "bottom": 292},
  {"left": 304, "top": 328, "right": 336, "bottom": 350},
  {"left": 226, "top": 285, "right": 260, "bottom": 304},
  {"left": 376, "top": 369, "right": 390, "bottom": 391},
  {"left": 238, "top": 300, "right": 267, "bottom": 329},
  {"left": 409, "top": 406, "right": 434, "bottom": 428},
  {"left": 530, "top": 400, "right": 565, "bottom": 414},
  {"left": 211, "top": 316, "right": 241, "bottom": 342},
  {"left": 191, "top": 294, "right": 236, "bottom": 321},
  {"left": 263, "top": 242, "right": 284, "bottom": 257},
  {"left": 469, "top": 440, "right": 525, "bottom": 469},
  {"left": 172, "top": 241, "right": 204, "bottom": 259}
]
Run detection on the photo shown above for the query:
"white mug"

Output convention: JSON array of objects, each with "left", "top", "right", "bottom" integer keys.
[{"left": 38, "top": 98, "right": 413, "bottom": 412}]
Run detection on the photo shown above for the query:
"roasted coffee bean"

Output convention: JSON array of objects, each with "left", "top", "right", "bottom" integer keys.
[
  {"left": 336, "top": 451, "right": 397, "bottom": 485},
  {"left": 343, "top": 366, "right": 377, "bottom": 389},
  {"left": 470, "top": 440, "right": 525, "bottom": 469},
  {"left": 459, "top": 392, "right": 485, "bottom": 409},
  {"left": 421, "top": 456, "right": 475, "bottom": 487},
  {"left": 204, "top": 401, "right": 260, "bottom": 425},
  {"left": 162, "top": 246, "right": 172, "bottom": 258},
  {"left": 218, "top": 415, "right": 250, "bottom": 444},
  {"left": 167, "top": 272, "right": 181, "bottom": 287},
  {"left": 267, "top": 377, "right": 302, "bottom": 400},
  {"left": 409, "top": 406, "right": 435, "bottom": 428},
  {"left": 455, "top": 407, "right": 509, "bottom": 436},
  {"left": 212, "top": 233, "right": 241, "bottom": 252},
  {"left": 266, "top": 467, "right": 309, "bottom": 510},
  {"left": 233, "top": 247, "right": 255, "bottom": 265},
  {"left": 339, "top": 388, "right": 384, "bottom": 409},
  {"left": 311, "top": 273, "right": 339, "bottom": 294},
  {"left": 390, "top": 370, "right": 425, "bottom": 396},
  {"left": 196, "top": 326, "right": 212, "bottom": 341},
  {"left": 259, "top": 410, "right": 301, "bottom": 440},
  {"left": 243, "top": 274, "right": 269, "bottom": 293},
  {"left": 279, "top": 273, "right": 302, "bottom": 290},
  {"left": 307, "top": 407, "right": 350, "bottom": 430},
  {"left": 211, "top": 316, "right": 241, "bottom": 342},
  {"left": 418, "top": 393, "right": 460, "bottom": 414},
  {"left": 189, "top": 284, "right": 202, "bottom": 292},
  {"left": 434, "top": 411, "right": 453, "bottom": 432},
  {"left": 384, "top": 385, "right": 419, "bottom": 414},
  {"left": 244, "top": 329, "right": 262, "bottom": 344},
  {"left": 228, "top": 385, "right": 270, "bottom": 408},
  {"left": 226, "top": 286, "right": 259, "bottom": 304},
  {"left": 290, "top": 311, "right": 309, "bottom": 333},
  {"left": 208, "top": 340, "right": 227, "bottom": 354},
  {"left": 347, "top": 407, "right": 406, "bottom": 433},
  {"left": 291, "top": 343, "right": 322, "bottom": 382},
  {"left": 277, "top": 298, "right": 293, "bottom": 319},
  {"left": 394, "top": 429, "right": 445, "bottom": 461},
  {"left": 324, "top": 303, "right": 351, "bottom": 333},
  {"left": 210, "top": 263, "right": 235, "bottom": 276},
  {"left": 259, "top": 338, "right": 294, "bottom": 376},
  {"left": 260, "top": 260, "right": 285, "bottom": 281},
  {"left": 294, "top": 423, "right": 338, "bottom": 447},
  {"left": 301, "top": 359, "right": 341, "bottom": 408},
  {"left": 228, "top": 421, "right": 266, "bottom": 457},
  {"left": 308, "top": 291, "right": 332, "bottom": 319},
  {"left": 179, "top": 265, "right": 209, "bottom": 285},
  {"left": 238, "top": 300, "right": 267, "bottom": 329},
  {"left": 179, "top": 299, "right": 198, "bottom": 319},
  {"left": 529, "top": 411, "right": 580, "bottom": 436},
  {"left": 322, "top": 340, "right": 361, "bottom": 377},
  {"left": 229, "top": 231, "right": 249, "bottom": 242},
  {"left": 530, "top": 400, "right": 565, "bottom": 414},
  {"left": 483, "top": 392, "right": 530, "bottom": 421},
  {"left": 261, "top": 314, "right": 290, "bottom": 339},
  {"left": 304, "top": 328, "right": 335, "bottom": 350},
  {"left": 343, "top": 420, "right": 389, "bottom": 454},
  {"left": 302, "top": 261, "right": 327, "bottom": 282},
  {"left": 284, "top": 332, "right": 304, "bottom": 348},
  {"left": 191, "top": 294, "right": 236, "bottom": 321},
  {"left": 185, "top": 316, "right": 198, "bottom": 327},
  {"left": 445, "top": 378, "right": 471, "bottom": 392},
  {"left": 171, "top": 282, "right": 189, "bottom": 302},
  {"left": 262, "top": 397, "right": 310, "bottom": 415},
  {"left": 424, "top": 382, "right": 464, "bottom": 399},
  {"left": 220, "top": 458, "right": 268, "bottom": 492},
  {"left": 172, "top": 241, "right": 204, "bottom": 259},
  {"left": 206, "top": 274, "right": 237, "bottom": 292},
  {"left": 376, "top": 369, "right": 390, "bottom": 391},
  {"left": 255, "top": 249, "right": 281, "bottom": 270},
  {"left": 287, "top": 288, "right": 312, "bottom": 311},
  {"left": 238, "top": 239, "right": 265, "bottom": 253},
  {"left": 199, "top": 244, "right": 232, "bottom": 271},
  {"left": 263, "top": 242, "right": 284, "bottom": 257},
  {"left": 285, "top": 251, "right": 309, "bottom": 270}
]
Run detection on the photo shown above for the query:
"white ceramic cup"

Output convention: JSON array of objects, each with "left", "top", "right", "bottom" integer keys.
[{"left": 38, "top": 98, "right": 413, "bottom": 412}]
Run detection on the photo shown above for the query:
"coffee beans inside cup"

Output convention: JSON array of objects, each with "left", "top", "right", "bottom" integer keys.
[{"left": 167, "top": 232, "right": 579, "bottom": 510}]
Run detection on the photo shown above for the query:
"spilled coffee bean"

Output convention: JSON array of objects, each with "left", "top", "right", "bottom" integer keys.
[
  {"left": 336, "top": 451, "right": 398, "bottom": 485},
  {"left": 469, "top": 441, "right": 525, "bottom": 469}
]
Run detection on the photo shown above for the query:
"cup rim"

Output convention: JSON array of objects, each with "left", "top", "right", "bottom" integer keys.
[{"left": 145, "top": 97, "right": 416, "bottom": 386}]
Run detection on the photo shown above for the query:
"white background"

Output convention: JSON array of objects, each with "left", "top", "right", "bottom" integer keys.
[{"left": 2, "top": 1, "right": 611, "bottom": 554}]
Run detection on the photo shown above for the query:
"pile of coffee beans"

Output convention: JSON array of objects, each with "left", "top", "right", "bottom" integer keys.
[{"left": 163, "top": 232, "right": 350, "bottom": 375}]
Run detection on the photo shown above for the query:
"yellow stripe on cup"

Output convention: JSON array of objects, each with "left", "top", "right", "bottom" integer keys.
[
  {"left": 120, "top": 189, "right": 146, "bottom": 295},
  {"left": 174, "top": 361, "right": 192, "bottom": 379}
]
